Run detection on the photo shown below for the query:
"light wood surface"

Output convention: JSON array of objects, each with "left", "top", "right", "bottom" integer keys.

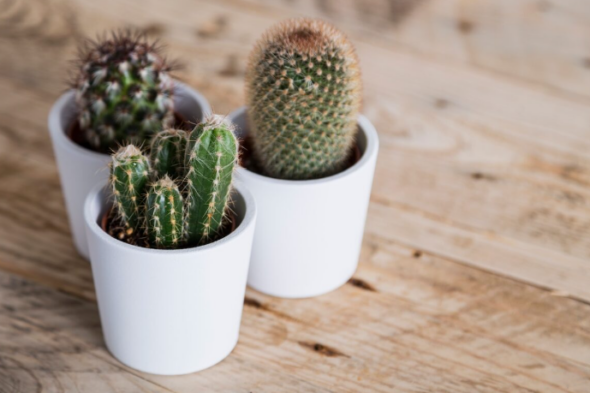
[{"left": 0, "top": 0, "right": 589, "bottom": 391}]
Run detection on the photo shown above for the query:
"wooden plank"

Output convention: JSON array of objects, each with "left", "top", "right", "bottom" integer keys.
[
  {"left": 367, "top": 200, "right": 590, "bottom": 302},
  {"left": 1, "top": 0, "right": 590, "bottom": 300},
  {"left": 218, "top": 0, "right": 590, "bottom": 100},
  {"left": 0, "top": 272, "right": 173, "bottom": 392},
  {"left": 1, "top": 242, "right": 589, "bottom": 392},
  {"left": 0, "top": 0, "right": 590, "bottom": 389}
]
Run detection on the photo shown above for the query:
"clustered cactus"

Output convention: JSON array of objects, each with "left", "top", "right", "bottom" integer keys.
[
  {"left": 109, "top": 116, "right": 238, "bottom": 249},
  {"left": 245, "top": 18, "right": 362, "bottom": 180},
  {"left": 73, "top": 31, "right": 175, "bottom": 153}
]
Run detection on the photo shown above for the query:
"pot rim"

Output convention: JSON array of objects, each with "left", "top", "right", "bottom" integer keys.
[
  {"left": 230, "top": 106, "right": 379, "bottom": 187},
  {"left": 47, "top": 80, "right": 212, "bottom": 160},
  {"left": 84, "top": 181, "right": 256, "bottom": 257}
]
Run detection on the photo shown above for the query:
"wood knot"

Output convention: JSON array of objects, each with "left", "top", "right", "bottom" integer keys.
[
  {"left": 298, "top": 341, "right": 349, "bottom": 358},
  {"left": 457, "top": 19, "right": 475, "bottom": 34},
  {"left": 347, "top": 277, "right": 377, "bottom": 292},
  {"left": 471, "top": 172, "right": 496, "bottom": 181},
  {"left": 434, "top": 98, "right": 449, "bottom": 109},
  {"left": 244, "top": 296, "right": 264, "bottom": 309}
]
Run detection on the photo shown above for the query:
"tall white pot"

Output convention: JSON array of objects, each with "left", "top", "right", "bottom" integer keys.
[
  {"left": 84, "top": 182, "right": 256, "bottom": 375},
  {"left": 229, "top": 107, "right": 379, "bottom": 298},
  {"left": 48, "top": 82, "right": 211, "bottom": 260}
]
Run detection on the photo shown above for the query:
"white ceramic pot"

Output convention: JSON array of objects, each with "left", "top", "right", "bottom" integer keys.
[
  {"left": 84, "top": 182, "right": 256, "bottom": 375},
  {"left": 48, "top": 82, "right": 211, "bottom": 260},
  {"left": 229, "top": 107, "right": 379, "bottom": 298}
]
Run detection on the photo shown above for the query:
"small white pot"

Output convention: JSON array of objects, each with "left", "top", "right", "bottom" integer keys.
[
  {"left": 84, "top": 182, "right": 256, "bottom": 375},
  {"left": 48, "top": 82, "right": 211, "bottom": 260},
  {"left": 229, "top": 107, "right": 379, "bottom": 298}
]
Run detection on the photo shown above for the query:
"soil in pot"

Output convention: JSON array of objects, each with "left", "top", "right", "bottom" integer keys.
[
  {"left": 101, "top": 206, "right": 237, "bottom": 249},
  {"left": 67, "top": 112, "right": 192, "bottom": 152},
  {"left": 238, "top": 135, "right": 361, "bottom": 180}
]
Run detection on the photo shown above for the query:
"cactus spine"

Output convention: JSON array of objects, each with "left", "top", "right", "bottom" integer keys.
[
  {"left": 245, "top": 18, "right": 361, "bottom": 180},
  {"left": 185, "top": 116, "right": 238, "bottom": 244},
  {"left": 74, "top": 30, "right": 175, "bottom": 153},
  {"left": 146, "top": 176, "right": 184, "bottom": 249},
  {"left": 150, "top": 129, "right": 187, "bottom": 179},
  {"left": 108, "top": 117, "right": 238, "bottom": 249}
]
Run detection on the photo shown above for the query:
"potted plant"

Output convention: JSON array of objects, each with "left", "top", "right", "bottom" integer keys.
[
  {"left": 229, "top": 18, "right": 379, "bottom": 298},
  {"left": 84, "top": 117, "right": 257, "bottom": 375},
  {"left": 48, "top": 31, "right": 211, "bottom": 260}
]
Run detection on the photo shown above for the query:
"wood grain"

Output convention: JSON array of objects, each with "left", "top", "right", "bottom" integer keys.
[
  {"left": 0, "top": 0, "right": 589, "bottom": 390},
  {"left": 1, "top": 240, "right": 589, "bottom": 392}
]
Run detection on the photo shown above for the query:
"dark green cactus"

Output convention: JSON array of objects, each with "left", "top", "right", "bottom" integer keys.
[
  {"left": 150, "top": 129, "right": 187, "bottom": 179},
  {"left": 245, "top": 18, "right": 361, "bottom": 180},
  {"left": 110, "top": 145, "right": 150, "bottom": 233},
  {"left": 108, "top": 117, "right": 238, "bottom": 249},
  {"left": 74, "top": 31, "right": 175, "bottom": 153},
  {"left": 146, "top": 176, "right": 184, "bottom": 249},
  {"left": 185, "top": 116, "right": 238, "bottom": 245}
]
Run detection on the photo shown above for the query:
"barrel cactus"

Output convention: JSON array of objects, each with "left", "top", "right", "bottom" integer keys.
[
  {"left": 245, "top": 18, "right": 362, "bottom": 180},
  {"left": 108, "top": 117, "right": 238, "bottom": 249},
  {"left": 74, "top": 30, "right": 175, "bottom": 153}
]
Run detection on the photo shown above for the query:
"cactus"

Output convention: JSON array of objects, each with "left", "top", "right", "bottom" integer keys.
[
  {"left": 184, "top": 116, "right": 238, "bottom": 245},
  {"left": 108, "top": 117, "right": 238, "bottom": 249},
  {"left": 150, "top": 129, "right": 187, "bottom": 179},
  {"left": 110, "top": 145, "right": 150, "bottom": 233},
  {"left": 245, "top": 18, "right": 362, "bottom": 180},
  {"left": 146, "top": 176, "right": 184, "bottom": 249},
  {"left": 73, "top": 30, "right": 175, "bottom": 153}
]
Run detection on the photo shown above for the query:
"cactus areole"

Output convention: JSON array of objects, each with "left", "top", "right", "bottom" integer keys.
[
  {"left": 245, "top": 18, "right": 362, "bottom": 180},
  {"left": 72, "top": 31, "right": 175, "bottom": 153}
]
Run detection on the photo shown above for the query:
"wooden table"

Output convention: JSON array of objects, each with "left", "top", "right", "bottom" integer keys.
[{"left": 1, "top": 0, "right": 589, "bottom": 391}]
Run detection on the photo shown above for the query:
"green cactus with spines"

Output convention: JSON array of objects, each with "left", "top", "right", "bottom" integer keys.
[
  {"left": 146, "top": 176, "right": 184, "bottom": 249},
  {"left": 108, "top": 117, "right": 238, "bottom": 249},
  {"left": 245, "top": 18, "right": 362, "bottom": 180},
  {"left": 150, "top": 129, "right": 187, "bottom": 179},
  {"left": 110, "top": 145, "right": 150, "bottom": 233},
  {"left": 184, "top": 116, "right": 238, "bottom": 244},
  {"left": 73, "top": 30, "right": 175, "bottom": 153}
]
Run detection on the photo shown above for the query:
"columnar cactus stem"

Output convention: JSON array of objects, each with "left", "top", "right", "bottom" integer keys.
[
  {"left": 110, "top": 145, "right": 150, "bottom": 233},
  {"left": 245, "top": 18, "right": 361, "bottom": 180},
  {"left": 150, "top": 129, "right": 187, "bottom": 179},
  {"left": 184, "top": 116, "right": 238, "bottom": 245},
  {"left": 146, "top": 176, "right": 184, "bottom": 249},
  {"left": 73, "top": 30, "right": 175, "bottom": 153}
]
